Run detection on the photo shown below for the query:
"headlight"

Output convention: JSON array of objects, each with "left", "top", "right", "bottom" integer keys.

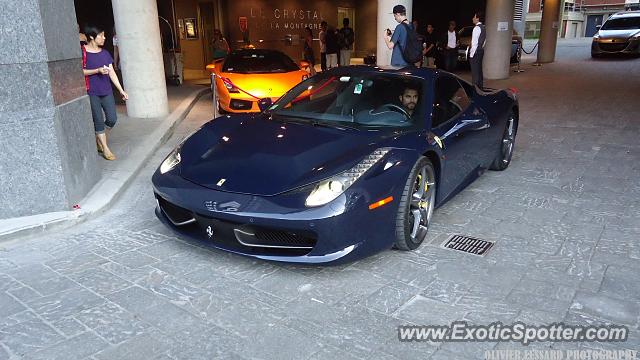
[
  {"left": 224, "top": 81, "right": 240, "bottom": 93},
  {"left": 305, "top": 148, "right": 391, "bottom": 207},
  {"left": 160, "top": 148, "right": 181, "bottom": 174}
]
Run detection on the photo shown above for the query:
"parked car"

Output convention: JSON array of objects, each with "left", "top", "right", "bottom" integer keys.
[
  {"left": 206, "top": 48, "right": 310, "bottom": 113},
  {"left": 152, "top": 66, "right": 519, "bottom": 264},
  {"left": 457, "top": 26, "right": 522, "bottom": 64},
  {"left": 591, "top": 11, "right": 640, "bottom": 57}
]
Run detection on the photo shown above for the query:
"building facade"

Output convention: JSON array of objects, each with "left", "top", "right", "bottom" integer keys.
[{"left": 526, "top": 0, "right": 640, "bottom": 38}]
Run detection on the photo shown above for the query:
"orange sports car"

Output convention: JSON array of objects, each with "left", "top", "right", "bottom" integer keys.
[{"left": 207, "top": 48, "right": 310, "bottom": 113}]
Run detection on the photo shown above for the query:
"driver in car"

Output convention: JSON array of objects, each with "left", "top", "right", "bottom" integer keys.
[{"left": 399, "top": 85, "right": 420, "bottom": 118}]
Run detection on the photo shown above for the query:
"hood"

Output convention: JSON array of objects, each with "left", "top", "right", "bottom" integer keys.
[
  {"left": 179, "top": 115, "right": 393, "bottom": 196},
  {"left": 597, "top": 29, "right": 640, "bottom": 39},
  {"left": 220, "top": 71, "right": 307, "bottom": 98}
]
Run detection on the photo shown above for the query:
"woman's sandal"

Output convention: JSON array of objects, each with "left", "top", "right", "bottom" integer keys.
[
  {"left": 96, "top": 139, "right": 103, "bottom": 153},
  {"left": 102, "top": 152, "right": 116, "bottom": 161}
]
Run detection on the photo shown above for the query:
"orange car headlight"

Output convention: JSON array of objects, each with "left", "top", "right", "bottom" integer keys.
[{"left": 223, "top": 81, "right": 240, "bottom": 93}]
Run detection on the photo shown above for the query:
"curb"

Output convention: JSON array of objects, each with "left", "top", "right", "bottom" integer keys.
[{"left": 0, "top": 87, "right": 210, "bottom": 243}]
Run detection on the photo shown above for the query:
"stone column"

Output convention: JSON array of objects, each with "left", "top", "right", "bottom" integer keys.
[
  {"left": 377, "top": 0, "right": 412, "bottom": 66},
  {"left": 484, "top": 0, "right": 516, "bottom": 79},
  {"left": 537, "top": 0, "right": 562, "bottom": 63},
  {"left": 112, "top": 0, "right": 169, "bottom": 118},
  {"left": 0, "top": 0, "right": 101, "bottom": 219}
]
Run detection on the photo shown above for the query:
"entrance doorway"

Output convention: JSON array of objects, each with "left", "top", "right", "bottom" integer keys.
[{"left": 585, "top": 14, "right": 604, "bottom": 37}]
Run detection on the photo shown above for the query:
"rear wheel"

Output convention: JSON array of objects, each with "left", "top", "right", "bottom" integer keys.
[
  {"left": 394, "top": 157, "right": 437, "bottom": 251},
  {"left": 490, "top": 111, "right": 518, "bottom": 171}
]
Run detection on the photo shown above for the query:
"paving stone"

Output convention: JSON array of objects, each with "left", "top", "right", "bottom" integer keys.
[
  {"left": 135, "top": 301, "right": 204, "bottom": 337},
  {"left": 74, "top": 301, "right": 150, "bottom": 345},
  {"left": 506, "top": 290, "right": 572, "bottom": 316},
  {"left": 360, "top": 283, "right": 418, "bottom": 315},
  {"left": 421, "top": 278, "right": 470, "bottom": 305},
  {"left": 0, "top": 292, "right": 25, "bottom": 318},
  {"left": 105, "top": 286, "right": 168, "bottom": 315},
  {"left": 70, "top": 268, "right": 132, "bottom": 296},
  {"left": 161, "top": 324, "right": 245, "bottom": 360},
  {"left": 25, "top": 331, "right": 108, "bottom": 360},
  {"left": 600, "top": 265, "right": 640, "bottom": 302},
  {"left": 6, "top": 264, "right": 79, "bottom": 296},
  {"left": 307, "top": 346, "right": 363, "bottom": 360},
  {"left": 0, "top": 310, "right": 40, "bottom": 329},
  {"left": 94, "top": 329, "right": 176, "bottom": 360},
  {"left": 0, "top": 345, "right": 9, "bottom": 360},
  {"left": 44, "top": 253, "right": 109, "bottom": 275},
  {"left": 0, "top": 318, "right": 64, "bottom": 357},
  {"left": 109, "top": 250, "right": 159, "bottom": 269},
  {"left": 125, "top": 230, "right": 172, "bottom": 245},
  {"left": 100, "top": 262, "right": 157, "bottom": 283},
  {"left": 137, "top": 240, "right": 195, "bottom": 260},
  {"left": 236, "top": 324, "right": 324, "bottom": 360},
  {"left": 211, "top": 298, "right": 287, "bottom": 338},
  {"left": 252, "top": 268, "right": 314, "bottom": 300},
  {"left": 570, "top": 292, "right": 640, "bottom": 326},
  {"left": 26, "top": 287, "right": 105, "bottom": 322},
  {"left": 135, "top": 269, "right": 213, "bottom": 315},
  {"left": 193, "top": 273, "right": 283, "bottom": 309},
  {"left": 50, "top": 317, "right": 86, "bottom": 338},
  {"left": 394, "top": 295, "right": 466, "bottom": 325}
]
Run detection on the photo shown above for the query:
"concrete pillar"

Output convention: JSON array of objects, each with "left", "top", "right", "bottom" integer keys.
[
  {"left": 537, "top": 0, "right": 562, "bottom": 63},
  {"left": 484, "top": 0, "right": 516, "bottom": 79},
  {"left": 377, "top": 0, "right": 412, "bottom": 66},
  {"left": 112, "top": 0, "right": 169, "bottom": 118},
  {"left": 0, "top": 0, "right": 101, "bottom": 219}
]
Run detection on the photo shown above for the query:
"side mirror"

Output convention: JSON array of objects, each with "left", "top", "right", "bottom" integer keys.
[
  {"left": 299, "top": 60, "right": 310, "bottom": 69},
  {"left": 596, "top": 24, "right": 602, "bottom": 30},
  {"left": 258, "top": 98, "right": 273, "bottom": 112}
]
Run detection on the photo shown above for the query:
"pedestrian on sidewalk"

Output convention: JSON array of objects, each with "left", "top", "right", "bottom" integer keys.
[
  {"left": 338, "top": 18, "right": 354, "bottom": 66},
  {"left": 325, "top": 25, "right": 339, "bottom": 69},
  {"left": 422, "top": 24, "right": 437, "bottom": 68},
  {"left": 319, "top": 21, "right": 327, "bottom": 71},
  {"left": 383, "top": 4, "right": 410, "bottom": 67},
  {"left": 82, "top": 25, "right": 129, "bottom": 161},
  {"left": 442, "top": 20, "right": 459, "bottom": 72},
  {"left": 469, "top": 11, "right": 486, "bottom": 89},
  {"left": 303, "top": 27, "right": 317, "bottom": 76}
]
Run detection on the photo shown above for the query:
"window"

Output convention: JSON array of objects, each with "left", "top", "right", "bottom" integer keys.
[
  {"left": 271, "top": 73, "right": 425, "bottom": 129},
  {"left": 431, "top": 75, "right": 471, "bottom": 129}
]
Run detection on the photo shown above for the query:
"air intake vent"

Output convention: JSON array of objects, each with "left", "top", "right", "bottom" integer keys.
[{"left": 442, "top": 235, "right": 494, "bottom": 256}]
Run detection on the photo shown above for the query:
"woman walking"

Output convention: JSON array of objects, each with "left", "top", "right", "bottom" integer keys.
[
  {"left": 303, "top": 27, "right": 317, "bottom": 76},
  {"left": 82, "top": 25, "right": 128, "bottom": 160}
]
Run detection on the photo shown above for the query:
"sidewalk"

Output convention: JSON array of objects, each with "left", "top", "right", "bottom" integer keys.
[{"left": 0, "top": 83, "right": 210, "bottom": 242}]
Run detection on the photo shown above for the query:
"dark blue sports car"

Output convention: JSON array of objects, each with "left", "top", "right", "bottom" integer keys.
[{"left": 152, "top": 66, "right": 519, "bottom": 264}]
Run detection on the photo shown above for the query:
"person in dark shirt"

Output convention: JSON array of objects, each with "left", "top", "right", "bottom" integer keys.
[
  {"left": 422, "top": 24, "right": 437, "bottom": 68},
  {"left": 82, "top": 25, "right": 128, "bottom": 161},
  {"left": 325, "top": 25, "right": 339, "bottom": 69}
]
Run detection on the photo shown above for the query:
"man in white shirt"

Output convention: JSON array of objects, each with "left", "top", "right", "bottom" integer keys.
[
  {"left": 443, "top": 21, "right": 458, "bottom": 71},
  {"left": 469, "top": 11, "right": 486, "bottom": 89}
]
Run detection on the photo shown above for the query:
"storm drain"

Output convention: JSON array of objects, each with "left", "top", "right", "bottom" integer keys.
[{"left": 442, "top": 234, "right": 494, "bottom": 256}]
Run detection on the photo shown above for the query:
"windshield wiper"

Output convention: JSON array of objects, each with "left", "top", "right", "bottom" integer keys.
[{"left": 271, "top": 113, "right": 359, "bottom": 130}]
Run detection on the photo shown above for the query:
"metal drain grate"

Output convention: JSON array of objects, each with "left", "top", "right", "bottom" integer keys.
[{"left": 442, "top": 235, "right": 494, "bottom": 256}]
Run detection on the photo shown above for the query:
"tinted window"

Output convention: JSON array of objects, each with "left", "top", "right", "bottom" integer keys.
[
  {"left": 223, "top": 50, "right": 299, "bottom": 73},
  {"left": 602, "top": 17, "right": 640, "bottom": 30},
  {"left": 431, "top": 75, "right": 471, "bottom": 128},
  {"left": 270, "top": 73, "right": 425, "bottom": 129}
]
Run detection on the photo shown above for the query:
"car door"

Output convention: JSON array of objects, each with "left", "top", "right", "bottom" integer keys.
[{"left": 430, "top": 74, "right": 490, "bottom": 199}]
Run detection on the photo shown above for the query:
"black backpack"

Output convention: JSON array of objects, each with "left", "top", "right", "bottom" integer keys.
[{"left": 398, "top": 23, "right": 423, "bottom": 65}]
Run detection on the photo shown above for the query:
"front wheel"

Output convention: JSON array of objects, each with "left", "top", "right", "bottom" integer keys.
[
  {"left": 394, "top": 157, "right": 437, "bottom": 251},
  {"left": 490, "top": 111, "right": 518, "bottom": 171}
]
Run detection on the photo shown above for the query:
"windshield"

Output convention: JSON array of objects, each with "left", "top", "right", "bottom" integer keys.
[
  {"left": 223, "top": 50, "right": 300, "bottom": 74},
  {"left": 602, "top": 17, "right": 640, "bottom": 30},
  {"left": 269, "top": 73, "right": 426, "bottom": 129}
]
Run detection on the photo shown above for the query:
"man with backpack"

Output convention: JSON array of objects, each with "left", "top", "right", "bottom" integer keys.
[
  {"left": 338, "top": 18, "right": 355, "bottom": 66},
  {"left": 383, "top": 5, "right": 422, "bottom": 67}
]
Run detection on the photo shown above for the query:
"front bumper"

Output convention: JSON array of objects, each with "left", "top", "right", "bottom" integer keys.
[
  {"left": 592, "top": 38, "right": 640, "bottom": 55},
  {"left": 151, "top": 162, "right": 411, "bottom": 264}
]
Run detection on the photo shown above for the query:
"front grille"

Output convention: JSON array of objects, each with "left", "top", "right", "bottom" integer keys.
[
  {"left": 442, "top": 234, "right": 494, "bottom": 256},
  {"left": 230, "top": 99, "right": 253, "bottom": 110},
  {"left": 157, "top": 196, "right": 195, "bottom": 226},
  {"left": 599, "top": 42, "right": 629, "bottom": 52},
  {"left": 253, "top": 229, "right": 316, "bottom": 248}
]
